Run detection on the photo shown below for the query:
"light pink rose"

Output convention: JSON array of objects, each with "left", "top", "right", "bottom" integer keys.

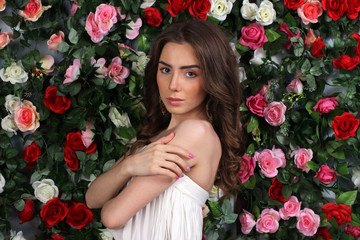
[
  {"left": 257, "top": 83, "right": 270, "bottom": 101},
  {"left": 271, "top": 146, "right": 286, "bottom": 168},
  {"left": 70, "top": 2, "right": 81, "bottom": 17},
  {"left": 63, "top": 59, "right": 81, "bottom": 84},
  {"left": 14, "top": 100, "right": 40, "bottom": 133},
  {"left": 279, "top": 196, "right": 302, "bottom": 220},
  {"left": 313, "top": 97, "right": 339, "bottom": 115},
  {"left": 19, "top": 0, "right": 51, "bottom": 22},
  {"left": 81, "top": 120, "right": 95, "bottom": 148},
  {"left": 47, "top": 31, "right": 65, "bottom": 51},
  {"left": 256, "top": 208, "right": 280, "bottom": 233},
  {"left": 39, "top": 55, "right": 55, "bottom": 75},
  {"left": 0, "top": 32, "right": 12, "bottom": 49},
  {"left": 305, "top": 28, "right": 317, "bottom": 49},
  {"left": 126, "top": 17, "right": 142, "bottom": 40},
  {"left": 263, "top": 101, "right": 287, "bottom": 126},
  {"left": 238, "top": 153, "right": 256, "bottom": 184},
  {"left": 85, "top": 12, "right": 104, "bottom": 43},
  {"left": 296, "top": 208, "right": 320, "bottom": 236},
  {"left": 94, "top": 4, "right": 118, "bottom": 34},
  {"left": 291, "top": 148, "right": 313, "bottom": 173},
  {"left": 239, "top": 23, "right": 268, "bottom": 50},
  {"left": 278, "top": 22, "right": 301, "bottom": 49},
  {"left": 345, "top": 225, "right": 360, "bottom": 238},
  {"left": 254, "top": 149, "right": 283, "bottom": 178},
  {"left": 91, "top": 57, "right": 108, "bottom": 78},
  {"left": 286, "top": 79, "right": 303, "bottom": 94},
  {"left": 116, "top": 7, "right": 126, "bottom": 20},
  {"left": 297, "top": 0, "right": 323, "bottom": 25},
  {"left": 108, "top": 57, "right": 130, "bottom": 84},
  {"left": 314, "top": 165, "right": 339, "bottom": 184},
  {"left": 0, "top": 0, "right": 6, "bottom": 11},
  {"left": 246, "top": 93, "right": 267, "bottom": 117},
  {"left": 240, "top": 210, "right": 256, "bottom": 234}
]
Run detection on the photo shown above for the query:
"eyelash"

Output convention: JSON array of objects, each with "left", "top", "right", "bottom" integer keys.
[{"left": 159, "top": 68, "right": 197, "bottom": 78}]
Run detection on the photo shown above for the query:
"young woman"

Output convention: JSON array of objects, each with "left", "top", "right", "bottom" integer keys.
[{"left": 85, "top": 19, "right": 245, "bottom": 239}]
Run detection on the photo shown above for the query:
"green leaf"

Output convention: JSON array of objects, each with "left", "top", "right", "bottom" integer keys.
[
  {"left": 137, "top": 34, "right": 150, "bottom": 53},
  {"left": 69, "top": 83, "right": 82, "bottom": 96},
  {"left": 243, "top": 175, "right": 256, "bottom": 189},
  {"left": 247, "top": 116, "right": 259, "bottom": 133},
  {"left": 208, "top": 201, "right": 222, "bottom": 218},
  {"left": 305, "top": 101, "right": 315, "bottom": 115},
  {"left": 306, "top": 161, "right": 320, "bottom": 172},
  {"left": 14, "top": 199, "right": 25, "bottom": 212},
  {"left": 310, "top": 66, "right": 322, "bottom": 76},
  {"left": 294, "top": 45, "right": 304, "bottom": 57},
  {"left": 30, "top": 171, "right": 42, "bottom": 184},
  {"left": 221, "top": 198, "right": 233, "bottom": 215},
  {"left": 235, "top": 43, "right": 250, "bottom": 54},
  {"left": 350, "top": 213, "right": 360, "bottom": 226},
  {"left": 75, "top": 151, "right": 87, "bottom": 161},
  {"left": 265, "top": 29, "right": 281, "bottom": 42},
  {"left": 282, "top": 185, "right": 292, "bottom": 200},
  {"left": 206, "top": 231, "right": 219, "bottom": 240},
  {"left": 57, "top": 42, "right": 70, "bottom": 52},
  {"left": 301, "top": 59, "right": 311, "bottom": 73},
  {"left": 69, "top": 28, "right": 79, "bottom": 44},
  {"left": 246, "top": 143, "right": 255, "bottom": 156},
  {"left": 305, "top": 74, "right": 316, "bottom": 90},
  {"left": 22, "top": 50, "right": 40, "bottom": 71},
  {"left": 104, "top": 127, "right": 112, "bottom": 141},
  {"left": 103, "top": 159, "right": 116, "bottom": 172},
  {"left": 224, "top": 213, "right": 238, "bottom": 224},
  {"left": 284, "top": 13, "right": 296, "bottom": 28},
  {"left": 336, "top": 163, "right": 349, "bottom": 175},
  {"left": 6, "top": 148, "right": 19, "bottom": 159},
  {"left": 336, "top": 190, "right": 357, "bottom": 206}
]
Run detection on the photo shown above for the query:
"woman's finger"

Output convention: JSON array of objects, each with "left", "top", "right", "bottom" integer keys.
[
  {"left": 162, "top": 152, "right": 190, "bottom": 173},
  {"left": 159, "top": 158, "right": 184, "bottom": 177}
]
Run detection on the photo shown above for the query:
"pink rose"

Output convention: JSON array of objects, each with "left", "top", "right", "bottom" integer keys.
[
  {"left": 297, "top": 0, "right": 323, "bottom": 25},
  {"left": 70, "top": 2, "right": 81, "bottom": 17},
  {"left": 39, "top": 55, "right": 55, "bottom": 75},
  {"left": 81, "top": 120, "right": 95, "bottom": 148},
  {"left": 305, "top": 28, "right": 317, "bottom": 49},
  {"left": 256, "top": 208, "right": 280, "bottom": 233},
  {"left": 314, "top": 165, "right": 339, "bottom": 184},
  {"left": 279, "top": 22, "right": 301, "bottom": 49},
  {"left": 238, "top": 153, "right": 256, "bottom": 184},
  {"left": 279, "top": 196, "right": 302, "bottom": 220},
  {"left": 239, "top": 23, "right": 268, "bottom": 50},
  {"left": 0, "top": 0, "right": 6, "bottom": 11},
  {"left": 0, "top": 32, "right": 12, "bottom": 49},
  {"left": 246, "top": 93, "right": 267, "bottom": 117},
  {"left": 14, "top": 100, "right": 40, "bottom": 133},
  {"left": 91, "top": 57, "right": 107, "bottom": 78},
  {"left": 271, "top": 146, "right": 286, "bottom": 168},
  {"left": 291, "top": 147, "right": 313, "bottom": 173},
  {"left": 63, "top": 59, "right": 81, "bottom": 84},
  {"left": 296, "top": 208, "right": 320, "bottom": 236},
  {"left": 19, "top": 0, "right": 51, "bottom": 22},
  {"left": 263, "top": 101, "right": 287, "bottom": 126},
  {"left": 240, "top": 210, "right": 256, "bottom": 234},
  {"left": 85, "top": 12, "right": 104, "bottom": 43},
  {"left": 126, "top": 17, "right": 142, "bottom": 40},
  {"left": 257, "top": 83, "right": 270, "bottom": 101},
  {"left": 313, "top": 97, "right": 339, "bottom": 115},
  {"left": 108, "top": 57, "right": 130, "bottom": 84},
  {"left": 345, "top": 225, "right": 360, "bottom": 238},
  {"left": 116, "top": 7, "right": 126, "bottom": 20},
  {"left": 286, "top": 79, "right": 303, "bottom": 94},
  {"left": 94, "top": 4, "right": 118, "bottom": 34},
  {"left": 254, "top": 148, "right": 284, "bottom": 178},
  {"left": 47, "top": 31, "right": 65, "bottom": 51}
]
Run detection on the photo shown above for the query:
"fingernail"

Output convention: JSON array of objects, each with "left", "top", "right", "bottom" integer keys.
[
  {"left": 181, "top": 173, "right": 184, "bottom": 177},
  {"left": 176, "top": 176, "right": 179, "bottom": 180},
  {"left": 186, "top": 166, "right": 191, "bottom": 172},
  {"left": 189, "top": 153, "right": 194, "bottom": 158}
]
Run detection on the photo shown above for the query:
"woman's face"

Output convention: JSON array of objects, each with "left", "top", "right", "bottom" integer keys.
[{"left": 157, "top": 42, "right": 207, "bottom": 120}]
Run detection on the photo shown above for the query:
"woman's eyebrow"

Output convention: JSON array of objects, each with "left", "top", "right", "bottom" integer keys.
[{"left": 159, "top": 60, "right": 200, "bottom": 69}]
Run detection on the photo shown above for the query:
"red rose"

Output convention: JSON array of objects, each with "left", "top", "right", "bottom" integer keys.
[
  {"left": 85, "top": 142, "right": 97, "bottom": 155},
  {"left": 66, "top": 202, "right": 94, "bottom": 229},
  {"left": 346, "top": 0, "right": 360, "bottom": 20},
  {"left": 333, "top": 55, "right": 360, "bottom": 70},
  {"left": 189, "top": 0, "right": 211, "bottom": 20},
  {"left": 40, "top": 198, "right": 69, "bottom": 228},
  {"left": 48, "top": 235, "right": 64, "bottom": 240},
  {"left": 165, "top": 0, "right": 191, "bottom": 17},
  {"left": 316, "top": 227, "right": 333, "bottom": 240},
  {"left": 331, "top": 112, "right": 360, "bottom": 140},
  {"left": 268, "top": 178, "right": 289, "bottom": 203},
  {"left": 278, "top": 22, "right": 301, "bottom": 50},
  {"left": 284, "top": 0, "right": 305, "bottom": 10},
  {"left": 22, "top": 141, "right": 41, "bottom": 169},
  {"left": 65, "top": 131, "right": 85, "bottom": 151},
  {"left": 321, "top": 203, "right": 352, "bottom": 226},
  {"left": 43, "top": 86, "right": 71, "bottom": 114},
  {"left": 246, "top": 93, "right": 267, "bottom": 117},
  {"left": 345, "top": 225, "right": 360, "bottom": 239},
  {"left": 311, "top": 37, "right": 325, "bottom": 58},
  {"left": 63, "top": 146, "right": 79, "bottom": 171},
  {"left": 322, "top": 0, "right": 348, "bottom": 21},
  {"left": 350, "top": 33, "right": 360, "bottom": 56},
  {"left": 144, "top": 7, "right": 163, "bottom": 27},
  {"left": 18, "top": 199, "right": 35, "bottom": 224}
]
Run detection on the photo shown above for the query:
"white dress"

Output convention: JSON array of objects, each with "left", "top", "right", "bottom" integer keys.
[{"left": 108, "top": 175, "right": 209, "bottom": 240}]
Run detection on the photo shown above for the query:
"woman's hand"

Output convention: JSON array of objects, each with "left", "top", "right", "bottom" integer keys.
[{"left": 122, "top": 132, "right": 194, "bottom": 179}]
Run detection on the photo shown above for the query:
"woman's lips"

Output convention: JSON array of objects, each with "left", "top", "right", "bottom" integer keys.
[{"left": 166, "top": 97, "right": 184, "bottom": 106}]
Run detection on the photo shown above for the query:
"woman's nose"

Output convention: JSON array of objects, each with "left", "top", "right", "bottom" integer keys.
[{"left": 169, "top": 72, "right": 180, "bottom": 91}]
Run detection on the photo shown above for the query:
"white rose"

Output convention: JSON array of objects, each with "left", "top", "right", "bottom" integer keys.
[
  {"left": 5, "top": 94, "right": 21, "bottom": 113},
  {"left": 255, "top": 0, "right": 276, "bottom": 26},
  {"left": 32, "top": 179, "right": 59, "bottom": 203},
  {"left": 0, "top": 173, "right": 5, "bottom": 193},
  {"left": 1, "top": 115, "right": 18, "bottom": 134},
  {"left": 208, "top": 0, "right": 233, "bottom": 21},
  {"left": 208, "top": 185, "right": 224, "bottom": 202},
  {"left": 229, "top": 42, "right": 241, "bottom": 63},
  {"left": 0, "top": 61, "right": 28, "bottom": 84},
  {"left": 250, "top": 48, "right": 267, "bottom": 65},
  {"left": 140, "top": 0, "right": 156, "bottom": 8},
  {"left": 131, "top": 51, "right": 150, "bottom": 76},
  {"left": 241, "top": 0, "right": 258, "bottom": 21},
  {"left": 238, "top": 67, "right": 247, "bottom": 82},
  {"left": 352, "top": 166, "right": 360, "bottom": 188},
  {"left": 10, "top": 230, "right": 26, "bottom": 240},
  {"left": 108, "top": 106, "right": 132, "bottom": 128},
  {"left": 99, "top": 228, "right": 114, "bottom": 240}
]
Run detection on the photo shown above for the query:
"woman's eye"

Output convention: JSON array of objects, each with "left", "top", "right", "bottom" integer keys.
[
  {"left": 160, "top": 68, "right": 170, "bottom": 74},
  {"left": 186, "top": 72, "right": 197, "bottom": 78}
]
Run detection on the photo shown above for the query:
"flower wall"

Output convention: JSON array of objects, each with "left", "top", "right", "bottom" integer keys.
[{"left": 0, "top": 0, "right": 359, "bottom": 239}]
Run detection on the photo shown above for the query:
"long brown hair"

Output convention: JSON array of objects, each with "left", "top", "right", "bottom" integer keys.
[{"left": 128, "top": 19, "right": 246, "bottom": 195}]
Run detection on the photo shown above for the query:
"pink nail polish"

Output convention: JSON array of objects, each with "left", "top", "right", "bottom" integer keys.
[
  {"left": 181, "top": 173, "right": 184, "bottom": 177},
  {"left": 186, "top": 166, "right": 191, "bottom": 172},
  {"left": 176, "top": 176, "right": 179, "bottom": 180},
  {"left": 189, "top": 153, "right": 194, "bottom": 158}
]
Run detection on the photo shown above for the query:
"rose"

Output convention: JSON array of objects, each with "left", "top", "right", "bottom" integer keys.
[
  {"left": 268, "top": 178, "right": 289, "bottom": 203},
  {"left": 350, "top": 33, "right": 360, "bottom": 56},
  {"left": 1, "top": 115, "right": 18, "bottom": 134},
  {"left": 314, "top": 165, "right": 339, "bottom": 184},
  {"left": 108, "top": 106, "right": 132, "bottom": 128},
  {"left": 331, "top": 112, "right": 360, "bottom": 140},
  {"left": 49, "top": 235, "right": 65, "bottom": 240},
  {"left": 14, "top": 100, "right": 40, "bottom": 133},
  {"left": 256, "top": 208, "right": 280, "bottom": 233},
  {"left": 239, "top": 210, "right": 256, "bottom": 234},
  {"left": 131, "top": 51, "right": 150, "bottom": 76},
  {"left": 70, "top": 2, "right": 80, "bottom": 16},
  {"left": 316, "top": 227, "right": 333, "bottom": 240},
  {"left": 10, "top": 231, "right": 25, "bottom": 240},
  {"left": 202, "top": 205, "right": 209, "bottom": 218},
  {"left": 250, "top": 48, "right": 267, "bottom": 65},
  {"left": 165, "top": 0, "right": 190, "bottom": 17},
  {"left": 65, "top": 131, "right": 86, "bottom": 151},
  {"left": 140, "top": 0, "right": 156, "bottom": 9},
  {"left": 66, "top": 202, "right": 94, "bottom": 229},
  {"left": 108, "top": 57, "right": 130, "bottom": 84},
  {"left": 115, "top": 7, "right": 126, "bottom": 20},
  {"left": 18, "top": 199, "right": 34, "bottom": 224},
  {"left": 85, "top": 142, "right": 97, "bottom": 155},
  {"left": 352, "top": 166, "right": 360, "bottom": 188},
  {"left": 91, "top": 57, "right": 107, "bottom": 78},
  {"left": 0, "top": 0, "right": 5, "bottom": 11},
  {"left": 313, "top": 97, "right": 339, "bottom": 115},
  {"left": 291, "top": 147, "right": 313, "bottom": 172},
  {"left": 263, "top": 101, "right": 287, "bottom": 126},
  {"left": 296, "top": 208, "right": 320, "bottom": 236},
  {"left": 144, "top": 7, "right": 163, "bottom": 27},
  {"left": 257, "top": 83, "right": 270, "bottom": 101},
  {"left": 284, "top": 0, "right": 305, "bottom": 10},
  {"left": 208, "top": 185, "right": 224, "bottom": 202},
  {"left": 333, "top": 55, "right": 360, "bottom": 70},
  {"left": 305, "top": 28, "right": 317, "bottom": 49},
  {"left": 23, "top": 141, "right": 42, "bottom": 169},
  {"left": 322, "top": 0, "right": 348, "bottom": 21},
  {"left": 286, "top": 79, "right": 303, "bottom": 94},
  {"left": 0, "top": 173, "right": 5, "bottom": 193},
  {"left": 237, "top": 153, "right": 256, "bottom": 184},
  {"left": 0, "top": 61, "right": 29, "bottom": 84},
  {"left": 43, "top": 86, "right": 71, "bottom": 114},
  {"left": 126, "top": 17, "right": 142, "bottom": 40},
  {"left": 255, "top": 0, "right": 276, "bottom": 26},
  {"left": 345, "top": 225, "right": 360, "bottom": 238},
  {"left": 47, "top": 31, "right": 64, "bottom": 51},
  {"left": 81, "top": 120, "right": 95, "bottom": 148},
  {"left": 346, "top": 0, "right": 360, "bottom": 19},
  {"left": 5, "top": 94, "right": 21, "bottom": 114},
  {"left": 32, "top": 179, "right": 59, "bottom": 203},
  {"left": 238, "top": 67, "right": 247, "bottom": 82},
  {"left": 310, "top": 37, "right": 325, "bottom": 58},
  {"left": 0, "top": 32, "right": 12, "bottom": 49},
  {"left": 321, "top": 203, "right": 352, "bottom": 226},
  {"left": 85, "top": 12, "right": 104, "bottom": 43},
  {"left": 208, "top": 0, "right": 233, "bottom": 21},
  {"left": 297, "top": 0, "right": 323, "bottom": 25},
  {"left": 99, "top": 229, "right": 114, "bottom": 240},
  {"left": 239, "top": 23, "right": 268, "bottom": 50},
  {"left": 19, "top": 0, "right": 51, "bottom": 22},
  {"left": 279, "top": 196, "right": 302, "bottom": 220},
  {"left": 254, "top": 148, "right": 283, "bottom": 178},
  {"left": 63, "top": 59, "right": 81, "bottom": 84},
  {"left": 272, "top": 146, "right": 286, "bottom": 167},
  {"left": 40, "top": 198, "right": 68, "bottom": 228},
  {"left": 94, "top": 4, "right": 118, "bottom": 34},
  {"left": 38, "top": 55, "right": 55, "bottom": 75},
  {"left": 189, "top": 0, "right": 211, "bottom": 20},
  {"left": 241, "top": 0, "right": 258, "bottom": 21},
  {"left": 63, "top": 146, "right": 79, "bottom": 171},
  {"left": 279, "top": 22, "right": 301, "bottom": 50},
  {"left": 246, "top": 93, "right": 267, "bottom": 117}
]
